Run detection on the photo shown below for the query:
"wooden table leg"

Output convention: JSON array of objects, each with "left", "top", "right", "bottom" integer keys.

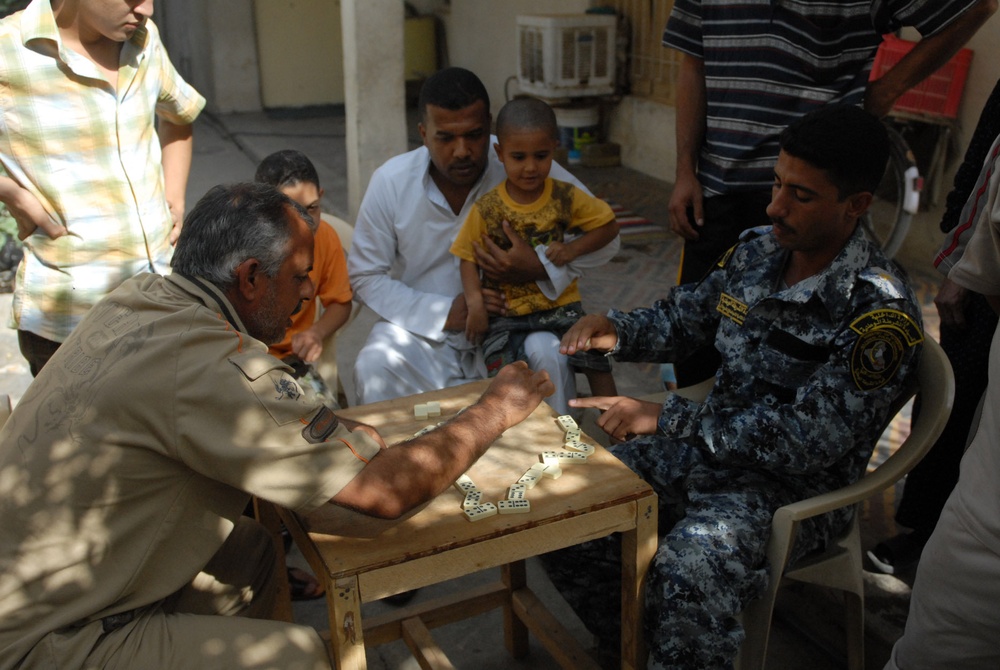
[
  {"left": 328, "top": 576, "right": 367, "bottom": 670},
  {"left": 621, "top": 493, "right": 658, "bottom": 670},
  {"left": 252, "top": 497, "right": 294, "bottom": 623},
  {"left": 401, "top": 616, "right": 456, "bottom": 669},
  {"left": 501, "top": 561, "right": 529, "bottom": 658}
]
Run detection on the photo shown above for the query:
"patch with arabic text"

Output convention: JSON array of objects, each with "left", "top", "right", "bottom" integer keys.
[
  {"left": 717, "top": 292, "right": 749, "bottom": 326},
  {"left": 849, "top": 309, "right": 923, "bottom": 391}
]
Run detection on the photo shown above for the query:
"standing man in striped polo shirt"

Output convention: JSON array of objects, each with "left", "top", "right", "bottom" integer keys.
[
  {"left": 0, "top": 0, "right": 205, "bottom": 375},
  {"left": 664, "top": 0, "right": 995, "bottom": 386}
]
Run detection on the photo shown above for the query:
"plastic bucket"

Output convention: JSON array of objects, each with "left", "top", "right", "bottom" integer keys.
[{"left": 554, "top": 105, "right": 600, "bottom": 154}]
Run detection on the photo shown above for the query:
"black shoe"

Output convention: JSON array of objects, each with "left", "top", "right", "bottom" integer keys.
[
  {"left": 867, "top": 533, "right": 926, "bottom": 574},
  {"left": 382, "top": 589, "right": 418, "bottom": 606}
]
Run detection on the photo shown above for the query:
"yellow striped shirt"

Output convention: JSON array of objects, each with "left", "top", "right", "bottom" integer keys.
[{"left": 0, "top": 0, "right": 205, "bottom": 341}]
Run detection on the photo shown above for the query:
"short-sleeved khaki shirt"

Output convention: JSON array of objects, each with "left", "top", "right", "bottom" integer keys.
[{"left": 0, "top": 273, "right": 381, "bottom": 668}]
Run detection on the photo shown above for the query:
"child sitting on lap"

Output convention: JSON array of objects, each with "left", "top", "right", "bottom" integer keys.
[{"left": 450, "top": 97, "right": 619, "bottom": 397}]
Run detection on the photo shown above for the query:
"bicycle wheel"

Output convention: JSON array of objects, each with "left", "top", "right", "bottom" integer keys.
[{"left": 861, "top": 122, "right": 921, "bottom": 258}]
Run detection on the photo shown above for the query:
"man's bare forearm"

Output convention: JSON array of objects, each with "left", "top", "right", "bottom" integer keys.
[
  {"left": 674, "top": 53, "right": 706, "bottom": 181},
  {"left": 331, "top": 401, "right": 510, "bottom": 519},
  {"left": 565, "top": 221, "right": 619, "bottom": 259},
  {"left": 327, "top": 363, "right": 553, "bottom": 522},
  {"left": 159, "top": 119, "right": 194, "bottom": 222},
  {"left": 866, "top": 0, "right": 996, "bottom": 116}
]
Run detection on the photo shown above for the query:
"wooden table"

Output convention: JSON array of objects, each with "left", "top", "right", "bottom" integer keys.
[{"left": 278, "top": 381, "right": 658, "bottom": 670}]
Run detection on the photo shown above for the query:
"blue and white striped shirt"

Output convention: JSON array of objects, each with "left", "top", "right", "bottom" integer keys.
[{"left": 664, "top": 0, "right": 980, "bottom": 196}]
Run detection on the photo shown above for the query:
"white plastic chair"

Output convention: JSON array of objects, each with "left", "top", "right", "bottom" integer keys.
[
  {"left": 314, "top": 213, "right": 359, "bottom": 406},
  {"left": 648, "top": 337, "right": 954, "bottom": 669},
  {"left": 734, "top": 335, "right": 953, "bottom": 669}
]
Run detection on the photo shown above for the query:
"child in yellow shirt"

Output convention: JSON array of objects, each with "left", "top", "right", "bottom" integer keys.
[{"left": 450, "top": 97, "right": 619, "bottom": 396}]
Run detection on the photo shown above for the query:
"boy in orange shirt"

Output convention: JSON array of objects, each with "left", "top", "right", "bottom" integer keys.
[
  {"left": 254, "top": 150, "right": 355, "bottom": 601},
  {"left": 255, "top": 150, "right": 353, "bottom": 405}
]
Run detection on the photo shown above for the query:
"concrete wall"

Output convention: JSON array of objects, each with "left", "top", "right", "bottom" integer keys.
[
  {"left": 157, "top": 0, "right": 262, "bottom": 114},
  {"left": 910, "top": 24, "right": 1000, "bottom": 147},
  {"left": 163, "top": 0, "right": 437, "bottom": 112},
  {"left": 444, "top": 0, "right": 592, "bottom": 117},
  {"left": 160, "top": 0, "right": 341, "bottom": 112},
  {"left": 255, "top": 0, "right": 345, "bottom": 107},
  {"left": 606, "top": 97, "right": 677, "bottom": 181}
]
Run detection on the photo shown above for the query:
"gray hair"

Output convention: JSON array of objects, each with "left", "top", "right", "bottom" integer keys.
[{"left": 171, "top": 182, "right": 315, "bottom": 289}]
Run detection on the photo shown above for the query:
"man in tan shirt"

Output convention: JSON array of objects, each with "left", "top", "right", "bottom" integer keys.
[{"left": 0, "top": 182, "right": 554, "bottom": 669}]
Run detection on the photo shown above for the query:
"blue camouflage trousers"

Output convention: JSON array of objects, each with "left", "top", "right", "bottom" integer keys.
[
  {"left": 482, "top": 302, "right": 612, "bottom": 376},
  {"left": 543, "top": 435, "right": 835, "bottom": 669}
]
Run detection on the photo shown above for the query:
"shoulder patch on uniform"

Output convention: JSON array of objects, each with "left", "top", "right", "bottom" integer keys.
[
  {"left": 302, "top": 405, "right": 340, "bottom": 444},
  {"left": 848, "top": 309, "right": 923, "bottom": 391}
]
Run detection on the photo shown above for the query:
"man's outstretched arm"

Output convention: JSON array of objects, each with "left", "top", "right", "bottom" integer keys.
[{"left": 308, "top": 362, "right": 554, "bottom": 536}]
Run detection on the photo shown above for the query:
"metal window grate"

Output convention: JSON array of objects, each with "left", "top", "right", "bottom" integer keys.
[{"left": 611, "top": 0, "right": 681, "bottom": 105}]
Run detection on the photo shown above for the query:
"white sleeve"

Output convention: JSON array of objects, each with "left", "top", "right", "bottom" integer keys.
[
  {"left": 535, "top": 161, "right": 621, "bottom": 298},
  {"left": 347, "top": 169, "right": 453, "bottom": 342},
  {"left": 949, "top": 161, "right": 1000, "bottom": 296},
  {"left": 934, "top": 134, "right": 1000, "bottom": 276}
]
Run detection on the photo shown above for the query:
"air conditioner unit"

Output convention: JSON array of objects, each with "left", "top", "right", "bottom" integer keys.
[{"left": 517, "top": 14, "right": 616, "bottom": 99}]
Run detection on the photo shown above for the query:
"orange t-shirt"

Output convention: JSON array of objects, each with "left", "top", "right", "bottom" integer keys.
[{"left": 269, "top": 219, "right": 352, "bottom": 359}]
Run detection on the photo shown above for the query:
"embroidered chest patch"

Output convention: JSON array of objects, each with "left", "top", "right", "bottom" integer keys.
[
  {"left": 272, "top": 376, "right": 302, "bottom": 401},
  {"left": 717, "top": 292, "right": 749, "bottom": 326},
  {"left": 849, "top": 309, "right": 923, "bottom": 391}
]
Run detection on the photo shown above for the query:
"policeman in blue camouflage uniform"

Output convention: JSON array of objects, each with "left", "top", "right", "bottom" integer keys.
[{"left": 544, "top": 106, "right": 924, "bottom": 669}]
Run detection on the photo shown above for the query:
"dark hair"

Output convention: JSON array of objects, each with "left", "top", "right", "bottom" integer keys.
[
  {"left": 495, "top": 97, "right": 558, "bottom": 141},
  {"left": 779, "top": 105, "right": 890, "bottom": 199},
  {"left": 254, "top": 149, "right": 321, "bottom": 190},
  {"left": 417, "top": 67, "right": 490, "bottom": 123},
  {"left": 171, "top": 182, "right": 315, "bottom": 289}
]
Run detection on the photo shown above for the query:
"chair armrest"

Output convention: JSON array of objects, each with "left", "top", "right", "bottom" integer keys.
[
  {"left": 320, "top": 212, "right": 354, "bottom": 254},
  {"left": 313, "top": 300, "right": 361, "bottom": 400},
  {"left": 778, "top": 400, "right": 952, "bottom": 524}
]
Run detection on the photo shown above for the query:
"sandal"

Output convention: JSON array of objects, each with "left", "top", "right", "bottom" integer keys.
[{"left": 288, "top": 567, "right": 325, "bottom": 601}]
